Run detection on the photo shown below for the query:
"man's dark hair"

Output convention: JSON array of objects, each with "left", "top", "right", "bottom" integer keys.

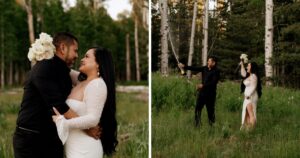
[
  {"left": 207, "top": 56, "right": 218, "bottom": 66},
  {"left": 208, "top": 55, "right": 218, "bottom": 63},
  {"left": 53, "top": 32, "right": 78, "bottom": 48}
]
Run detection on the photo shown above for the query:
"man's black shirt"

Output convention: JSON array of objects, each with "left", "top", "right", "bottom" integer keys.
[
  {"left": 16, "top": 55, "right": 71, "bottom": 133},
  {"left": 184, "top": 65, "right": 220, "bottom": 96}
]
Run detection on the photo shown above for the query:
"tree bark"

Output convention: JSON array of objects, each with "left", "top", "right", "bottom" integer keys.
[
  {"left": 15, "top": 63, "right": 19, "bottom": 85},
  {"left": 21, "top": 67, "right": 25, "bottom": 84},
  {"left": 187, "top": 0, "right": 198, "bottom": 79},
  {"left": 8, "top": 61, "right": 13, "bottom": 86},
  {"left": 25, "top": 0, "right": 35, "bottom": 44},
  {"left": 134, "top": 17, "right": 141, "bottom": 81},
  {"left": 202, "top": 0, "right": 209, "bottom": 66},
  {"left": 265, "top": 0, "right": 273, "bottom": 86},
  {"left": 0, "top": 48, "right": 4, "bottom": 90},
  {"left": 142, "top": 0, "right": 148, "bottom": 30},
  {"left": 126, "top": 33, "right": 131, "bottom": 81},
  {"left": 0, "top": 13, "right": 4, "bottom": 89},
  {"left": 160, "top": 0, "right": 169, "bottom": 76}
]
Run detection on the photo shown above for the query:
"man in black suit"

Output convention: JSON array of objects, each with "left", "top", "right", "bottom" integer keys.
[
  {"left": 13, "top": 32, "right": 98, "bottom": 158},
  {"left": 178, "top": 56, "right": 220, "bottom": 127}
]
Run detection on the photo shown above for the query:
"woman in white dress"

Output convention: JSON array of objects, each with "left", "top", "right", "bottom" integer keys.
[
  {"left": 52, "top": 47, "right": 118, "bottom": 157},
  {"left": 240, "top": 61, "right": 262, "bottom": 130}
]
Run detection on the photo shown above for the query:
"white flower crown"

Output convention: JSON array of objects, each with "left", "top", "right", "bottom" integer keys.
[
  {"left": 240, "top": 53, "right": 248, "bottom": 63},
  {"left": 28, "top": 32, "right": 55, "bottom": 65}
]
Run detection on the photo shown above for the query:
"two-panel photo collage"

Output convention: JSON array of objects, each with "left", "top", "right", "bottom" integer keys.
[{"left": 1, "top": 0, "right": 300, "bottom": 157}]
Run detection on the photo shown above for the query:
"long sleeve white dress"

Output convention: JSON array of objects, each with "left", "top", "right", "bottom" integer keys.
[
  {"left": 55, "top": 78, "right": 107, "bottom": 158},
  {"left": 241, "top": 68, "right": 258, "bottom": 126}
]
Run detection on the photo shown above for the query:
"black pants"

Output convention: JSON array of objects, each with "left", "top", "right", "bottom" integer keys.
[
  {"left": 195, "top": 93, "right": 216, "bottom": 126},
  {"left": 13, "top": 127, "right": 63, "bottom": 158}
]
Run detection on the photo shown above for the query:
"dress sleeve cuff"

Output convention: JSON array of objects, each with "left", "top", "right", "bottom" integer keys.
[{"left": 55, "top": 115, "right": 69, "bottom": 144}]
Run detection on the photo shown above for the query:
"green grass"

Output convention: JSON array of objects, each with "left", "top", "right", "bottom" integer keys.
[
  {"left": 152, "top": 73, "right": 300, "bottom": 157},
  {"left": 0, "top": 89, "right": 23, "bottom": 158},
  {"left": 0, "top": 89, "right": 148, "bottom": 158},
  {"left": 115, "top": 92, "right": 148, "bottom": 157}
]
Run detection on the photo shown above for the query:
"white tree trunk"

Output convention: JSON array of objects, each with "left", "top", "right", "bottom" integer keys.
[
  {"left": 126, "top": 33, "right": 131, "bottom": 81},
  {"left": 265, "top": 0, "right": 273, "bottom": 86},
  {"left": 187, "top": 0, "right": 198, "bottom": 78},
  {"left": 24, "top": 0, "right": 35, "bottom": 67},
  {"left": 160, "top": 0, "right": 169, "bottom": 76},
  {"left": 142, "top": 0, "right": 148, "bottom": 30},
  {"left": 134, "top": 17, "right": 141, "bottom": 81},
  {"left": 25, "top": 0, "right": 35, "bottom": 44},
  {"left": 202, "top": 0, "right": 209, "bottom": 66}
]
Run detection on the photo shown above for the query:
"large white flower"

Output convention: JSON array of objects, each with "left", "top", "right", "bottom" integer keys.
[
  {"left": 240, "top": 53, "right": 248, "bottom": 63},
  {"left": 39, "top": 33, "right": 53, "bottom": 42},
  {"left": 27, "top": 32, "right": 55, "bottom": 65},
  {"left": 27, "top": 49, "right": 34, "bottom": 61}
]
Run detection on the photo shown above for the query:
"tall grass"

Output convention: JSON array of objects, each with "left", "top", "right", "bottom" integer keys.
[
  {"left": 0, "top": 90, "right": 22, "bottom": 158},
  {"left": 152, "top": 73, "right": 197, "bottom": 111},
  {"left": 152, "top": 74, "right": 300, "bottom": 157},
  {"left": 115, "top": 92, "right": 148, "bottom": 157},
  {"left": 0, "top": 89, "right": 148, "bottom": 158}
]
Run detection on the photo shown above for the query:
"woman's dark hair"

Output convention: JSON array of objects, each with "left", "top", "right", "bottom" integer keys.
[
  {"left": 240, "top": 62, "right": 262, "bottom": 98},
  {"left": 78, "top": 47, "right": 118, "bottom": 155}
]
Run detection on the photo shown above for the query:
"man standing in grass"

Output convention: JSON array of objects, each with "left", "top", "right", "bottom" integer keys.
[{"left": 178, "top": 56, "right": 220, "bottom": 127}]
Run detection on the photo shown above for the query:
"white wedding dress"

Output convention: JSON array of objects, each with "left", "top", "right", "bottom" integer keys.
[
  {"left": 241, "top": 69, "right": 258, "bottom": 125},
  {"left": 55, "top": 78, "right": 107, "bottom": 158}
]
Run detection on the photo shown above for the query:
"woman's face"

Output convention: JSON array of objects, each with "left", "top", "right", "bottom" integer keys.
[
  {"left": 79, "top": 49, "right": 99, "bottom": 74},
  {"left": 247, "top": 63, "right": 251, "bottom": 73}
]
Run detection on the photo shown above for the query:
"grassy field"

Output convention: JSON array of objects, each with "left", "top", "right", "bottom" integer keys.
[
  {"left": 0, "top": 88, "right": 148, "bottom": 158},
  {"left": 152, "top": 73, "right": 300, "bottom": 157}
]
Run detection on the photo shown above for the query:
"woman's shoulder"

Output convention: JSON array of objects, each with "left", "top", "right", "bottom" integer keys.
[
  {"left": 250, "top": 74, "right": 257, "bottom": 79},
  {"left": 86, "top": 78, "right": 107, "bottom": 90},
  {"left": 83, "top": 78, "right": 107, "bottom": 97},
  {"left": 247, "top": 74, "right": 257, "bottom": 82}
]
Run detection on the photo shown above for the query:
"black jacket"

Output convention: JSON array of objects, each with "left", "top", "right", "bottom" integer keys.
[
  {"left": 184, "top": 65, "right": 220, "bottom": 96},
  {"left": 16, "top": 55, "right": 72, "bottom": 134}
]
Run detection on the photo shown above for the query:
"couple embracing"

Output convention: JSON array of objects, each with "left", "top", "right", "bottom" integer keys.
[{"left": 13, "top": 32, "right": 117, "bottom": 158}]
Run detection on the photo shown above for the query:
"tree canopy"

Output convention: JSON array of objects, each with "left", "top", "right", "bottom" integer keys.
[
  {"left": 152, "top": 0, "right": 300, "bottom": 88},
  {"left": 0, "top": 0, "right": 148, "bottom": 88}
]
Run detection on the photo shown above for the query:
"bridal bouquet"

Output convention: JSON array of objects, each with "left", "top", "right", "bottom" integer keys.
[
  {"left": 240, "top": 53, "right": 248, "bottom": 63},
  {"left": 28, "top": 32, "right": 55, "bottom": 65}
]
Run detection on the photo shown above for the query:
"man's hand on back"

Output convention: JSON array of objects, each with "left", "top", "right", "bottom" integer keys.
[{"left": 84, "top": 125, "right": 102, "bottom": 140}]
